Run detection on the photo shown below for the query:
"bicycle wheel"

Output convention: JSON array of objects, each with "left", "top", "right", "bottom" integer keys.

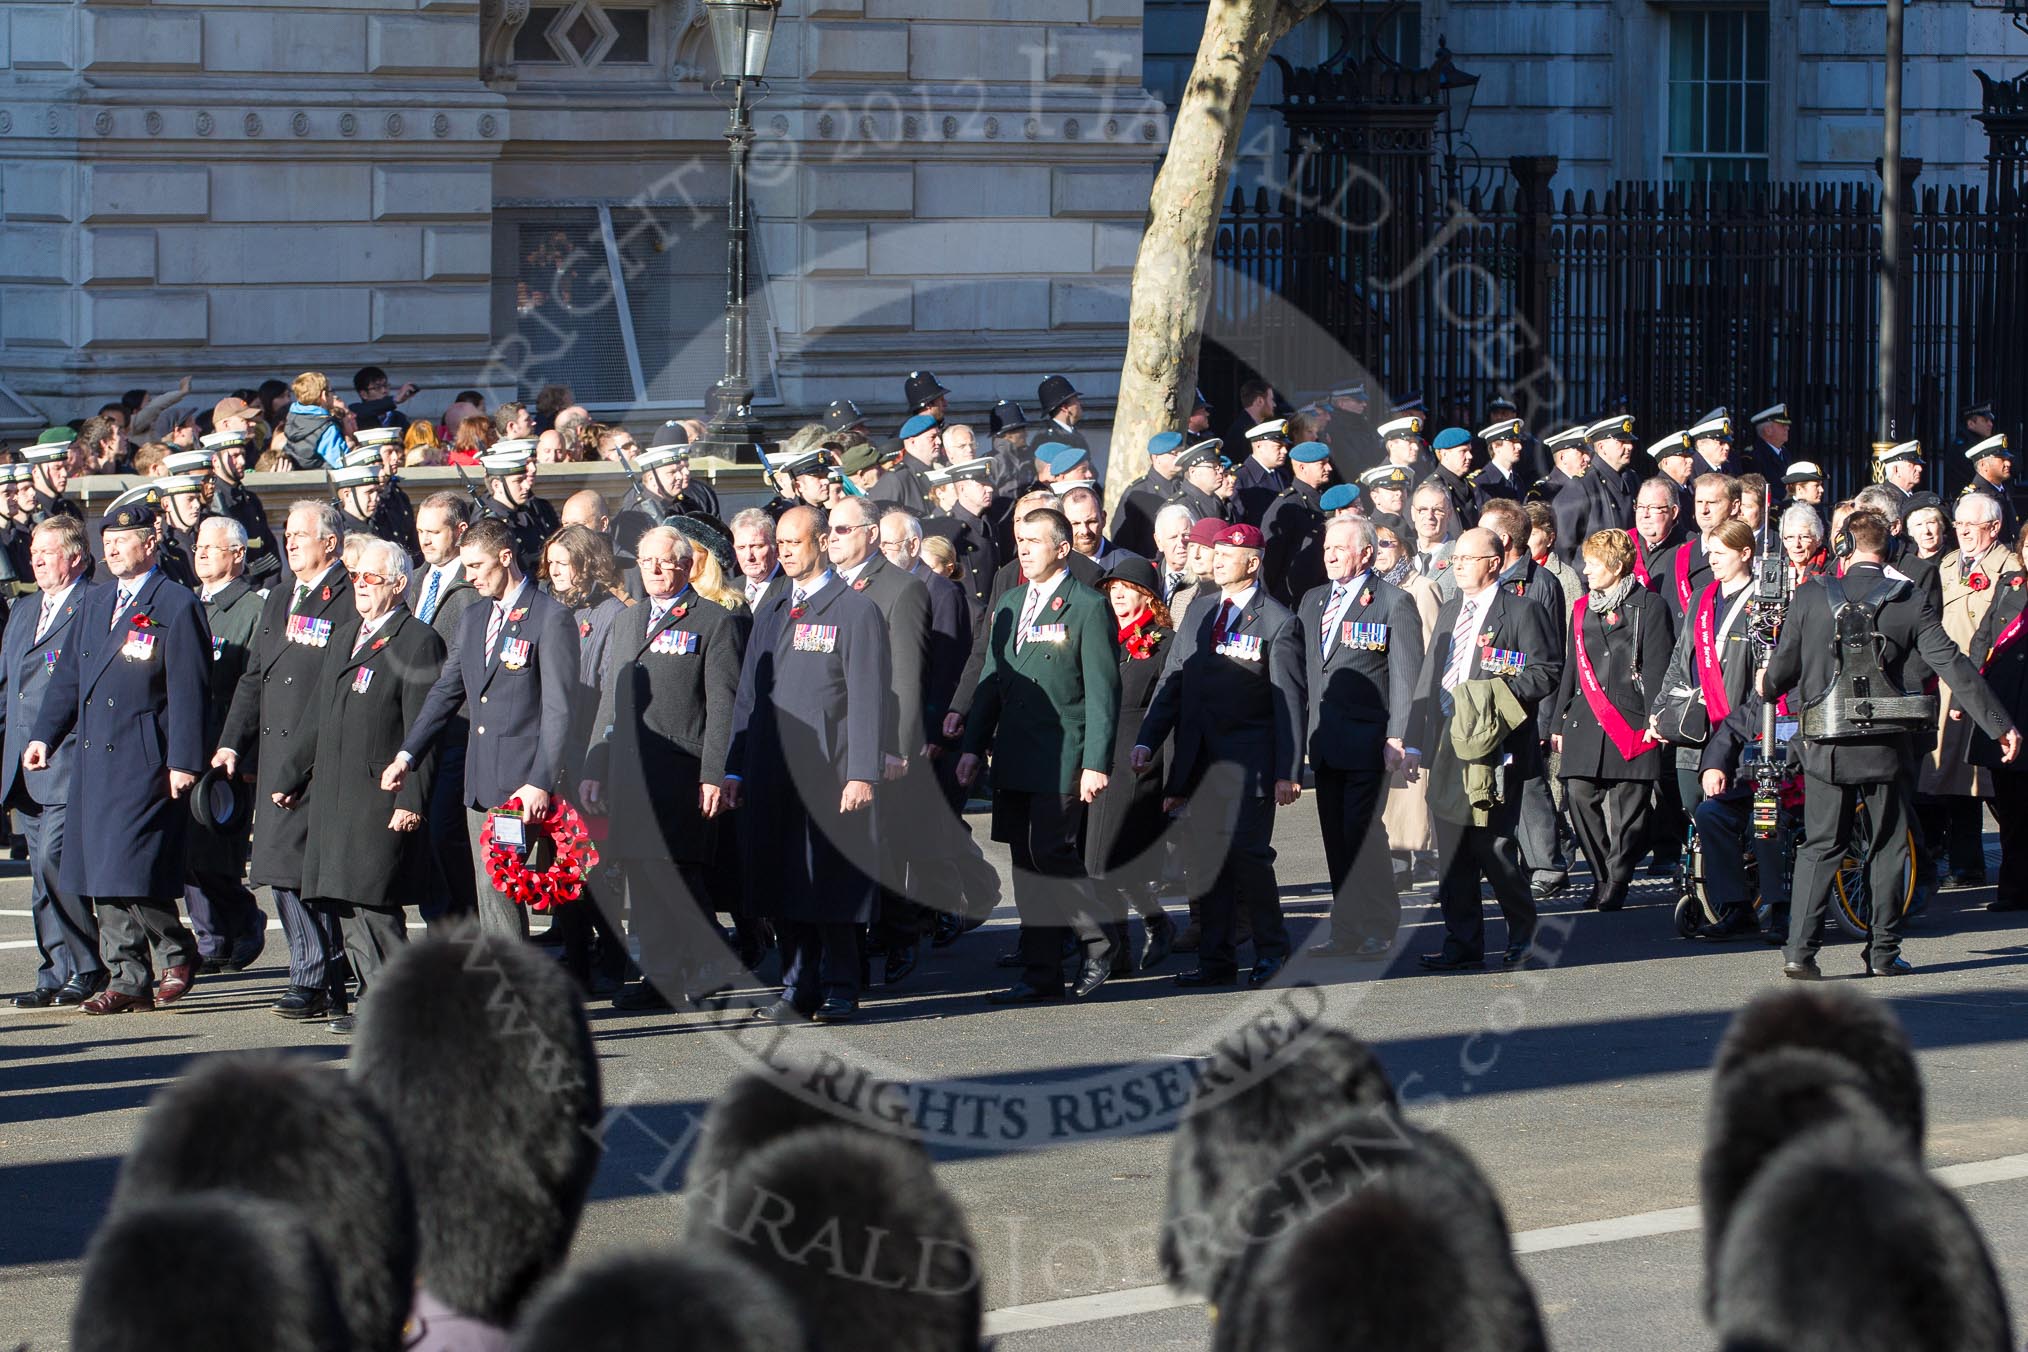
[
  {"left": 1681, "top": 821, "right": 1737, "bottom": 937},
  {"left": 1830, "top": 829, "right": 1918, "bottom": 939}
]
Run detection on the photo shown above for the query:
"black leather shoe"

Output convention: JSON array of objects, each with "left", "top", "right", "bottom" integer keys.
[
  {"left": 11, "top": 988, "right": 58, "bottom": 1009},
  {"left": 811, "top": 998, "right": 856, "bottom": 1023},
  {"left": 271, "top": 987, "right": 332, "bottom": 1020},
  {"left": 1530, "top": 875, "right": 1571, "bottom": 902},
  {"left": 1594, "top": 887, "right": 1625, "bottom": 913},
  {"left": 1867, "top": 957, "right": 1914, "bottom": 977},
  {"left": 1140, "top": 911, "right": 1176, "bottom": 970},
  {"left": 988, "top": 981, "right": 1064, "bottom": 1005},
  {"left": 1500, "top": 940, "right": 1533, "bottom": 967},
  {"left": 327, "top": 1014, "right": 357, "bottom": 1034},
  {"left": 227, "top": 936, "right": 267, "bottom": 970},
  {"left": 611, "top": 982, "right": 674, "bottom": 1012},
  {"left": 1073, "top": 957, "right": 1112, "bottom": 999},
  {"left": 1247, "top": 956, "right": 1286, "bottom": 988},
  {"left": 1782, "top": 959, "right": 1823, "bottom": 980},
  {"left": 751, "top": 999, "right": 811, "bottom": 1024},
  {"left": 1173, "top": 966, "right": 1238, "bottom": 987},
  {"left": 885, "top": 935, "right": 928, "bottom": 986},
  {"left": 52, "top": 976, "right": 104, "bottom": 1007},
  {"left": 932, "top": 912, "right": 966, "bottom": 947},
  {"left": 1695, "top": 912, "right": 1755, "bottom": 942},
  {"left": 1418, "top": 951, "right": 1483, "bottom": 972},
  {"left": 198, "top": 957, "right": 230, "bottom": 976}
]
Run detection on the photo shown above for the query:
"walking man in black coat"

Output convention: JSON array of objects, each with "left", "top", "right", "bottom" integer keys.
[
  {"left": 1764, "top": 509, "right": 2021, "bottom": 977},
  {"left": 1408, "top": 527, "right": 1564, "bottom": 971},
  {"left": 215, "top": 500, "right": 358, "bottom": 1020},
  {"left": 272, "top": 536, "right": 446, "bottom": 1033},
  {"left": 726, "top": 506, "right": 889, "bottom": 1023},
  {"left": 1299, "top": 518, "right": 1422, "bottom": 960},
  {"left": 582, "top": 525, "right": 745, "bottom": 1011},
  {"left": 26, "top": 487, "right": 210, "bottom": 1014},
  {"left": 408, "top": 492, "right": 482, "bottom": 926},
  {"left": 1134, "top": 522, "right": 1307, "bottom": 988},
  {"left": 4, "top": 515, "right": 104, "bottom": 1007},
  {"left": 387, "top": 517, "right": 581, "bottom": 939},
  {"left": 185, "top": 516, "right": 268, "bottom": 972}
]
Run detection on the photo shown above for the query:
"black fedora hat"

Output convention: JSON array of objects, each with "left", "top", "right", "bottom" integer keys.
[
  {"left": 189, "top": 763, "right": 252, "bottom": 834},
  {"left": 1101, "top": 552, "right": 1161, "bottom": 599}
]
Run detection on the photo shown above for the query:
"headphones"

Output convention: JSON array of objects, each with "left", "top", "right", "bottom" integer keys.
[{"left": 1832, "top": 522, "right": 1856, "bottom": 560}]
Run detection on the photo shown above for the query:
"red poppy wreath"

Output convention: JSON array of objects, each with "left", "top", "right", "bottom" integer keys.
[{"left": 480, "top": 797, "right": 600, "bottom": 912}]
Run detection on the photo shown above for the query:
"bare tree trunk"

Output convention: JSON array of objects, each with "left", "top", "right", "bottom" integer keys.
[{"left": 1107, "top": 0, "right": 1326, "bottom": 507}]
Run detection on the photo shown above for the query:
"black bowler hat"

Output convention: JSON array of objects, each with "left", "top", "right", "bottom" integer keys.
[
  {"left": 903, "top": 371, "right": 949, "bottom": 413},
  {"left": 1037, "top": 375, "right": 1082, "bottom": 416},
  {"left": 189, "top": 764, "right": 253, "bottom": 834},
  {"left": 989, "top": 400, "right": 1029, "bottom": 434},
  {"left": 1101, "top": 552, "right": 1162, "bottom": 600}
]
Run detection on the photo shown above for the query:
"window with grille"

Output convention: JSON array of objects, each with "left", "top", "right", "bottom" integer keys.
[
  {"left": 493, "top": 205, "right": 778, "bottom": 413},
  {"left": 1667, "top": 8, "right": 1770, "bottom": 183},
  {"left": 511, "top": 1, "right": 657, "bottom": 70}
]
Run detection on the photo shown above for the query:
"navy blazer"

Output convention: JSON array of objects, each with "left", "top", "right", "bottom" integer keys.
[
  {"left": 1137, "top": 586, "right": 1307, "bottom": 798},
  {"left": 1405, "top": 585, "right": 1563, "bottom": 777},
  {"left": 0, "top": 582, "right": 87, "bottom": 808},
  {"left": 1297, "top": 574, "right": 1423, "bottom": 774},
  {"left": 31, "top": 571, "right": 210, "bottom": 898},
  {"left": 402, "top": 579, "right": 581, "bottom": 810}
]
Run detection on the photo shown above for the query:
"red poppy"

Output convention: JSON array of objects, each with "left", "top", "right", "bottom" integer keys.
[
  {"left": 1608, "top": 611, "right": 1621, "bottom": 625},
  {"left": 321, "top": 586, "right": 332, "bottom": 601},
  {"left": 508, "top": 607, "right": 527, "bottom": 622},
  {"left": 671, "top": 604, "right": 688, "bottom": 621},
  {"left": 1359, "top": 589, "right": 1373, "bottom": 607},
  {"left": 852, "top": 578, "right": 867, "bottom": 591},
  {"left": 1050, "top": 596, "right": 1064, "bottom": 613},
  {"left": 131, "top": 614, "right": 155, "bottom": 629},
  {"left": 790, "top": 606, "right": 806, "bottom": 619},
  {"left": 371, "top": 636, "right": 389, "bottom": 653},
  {"left": 578, "top": 621, "right": 591, "bottom": 637},
  {"left": 1969, "top": 573, "right": 1991, "bottom": 593}
]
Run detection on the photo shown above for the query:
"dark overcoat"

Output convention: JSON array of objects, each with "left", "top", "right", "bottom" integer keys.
[
  {"left": 1084, "top": 617, "right": 1172, "bottom": 877},
  {"left": 727, "top": 577, "right": 888, "bottom": 924},
  {"left": 188, "top": 576, "right": 266, "bottom": 877},
  {"left": 584, "top": 590, "right": 744, "bottom": 864},
  {"left": 32, "top": 571, "right": 210, "bottom": 898},
  {"left": 846, "top": 554, "right": 929, "bottom": 756},
  {"left": 1552, "top": 586, "right": 1675, "bottom": 781},
  {"left": 1967, "top": 572, "right": 2028, "bottom": 773},
  {"left": 276, "top": 609, "right": 444, "bottom": 909},
  {"left": 1405, "top": 587, "right": 1563, "bottom": 775},
  {"left": 1, "top": 582, "right": 86, "bottom": 809},
  {"left": 218, "top": 566, "right": 358, "bottom": 889}
]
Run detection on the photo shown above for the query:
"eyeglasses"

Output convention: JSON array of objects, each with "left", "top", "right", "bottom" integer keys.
[
  {"left": 1453, "top": 553, "right": 1502, "bottom": 564},
  {"left": 352, "top": 571, "right": 395, "bottom": 586}
]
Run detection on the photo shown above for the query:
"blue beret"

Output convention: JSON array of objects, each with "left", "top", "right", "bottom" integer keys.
[
  {"left": 1431, "top": 426, "right": 1473, "bottom": 452},
  {"left": 898, "top": 413, "right": 939, "bottom": 440},
  {"left": 1046, "top": 444, "right": 1091, "bottom": 475},
  {"left": 1289, "top": 440, "right": 1331, "bottom": 464},
  {"left": 1320, "top": 484, "right": 1361, "bottom": 512},
  {"left": 1146, "top": 430, "right": 1185, "bottom": 457}
]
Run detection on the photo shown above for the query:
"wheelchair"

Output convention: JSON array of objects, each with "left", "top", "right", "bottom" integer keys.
[{"left": 1674, "top": 795, "right": 1917, "bottom": 942}]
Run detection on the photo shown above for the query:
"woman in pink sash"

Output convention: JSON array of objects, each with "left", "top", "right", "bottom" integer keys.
[{"left": 1552, "top": 529, "right": 1676, "bottom": 910}]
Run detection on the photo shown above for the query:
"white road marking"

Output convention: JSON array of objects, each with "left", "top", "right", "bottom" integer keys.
[{"left": 980, "top": 1151, "right": 2028, "bottom": 1336}]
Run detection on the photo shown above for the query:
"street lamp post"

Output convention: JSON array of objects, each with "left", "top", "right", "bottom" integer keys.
[
  {"left": 1430, "top": 38, "right": 1479, "bottom": 207},
  {"left": 698, "top": 0, "right": 779, "bottom": 464}
]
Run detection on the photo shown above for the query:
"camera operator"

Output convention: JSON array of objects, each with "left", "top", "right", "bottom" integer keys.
[{"left": 1763, "top": 509, "right": 2021, "bottom": 978}]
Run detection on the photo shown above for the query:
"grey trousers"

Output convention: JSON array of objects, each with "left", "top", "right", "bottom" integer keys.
[
  {"left": 467, "top": 807, "right": 529, "bottom": 939},
  {"left": 322, "top": 902, "right": 408, "bottom": 998},
  {"left": 94, "top": 896, "right": 198, "bottom": 998},
  {"left": 1517, "top": 770, "right": 1570, "bottom": 882},
  {"left": 274, "top": 886, "right": 340, "bottom": 992},
  {"left": 20, "top": 801, "right": 102, "bottom": 990}
]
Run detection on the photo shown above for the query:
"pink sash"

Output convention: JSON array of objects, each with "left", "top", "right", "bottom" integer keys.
[
  {"left": 1633, "top": 538, "right": 1654, "bottom": 589},
  {"left": 1674, "top": 542, "right": 1696, "bottom": 611},
  {"left": 1572, "top": 596, "right": 1657, "bottom": 761},
  {"left": 1693, "top": 583, "right": 1733, "bottom": 725}
]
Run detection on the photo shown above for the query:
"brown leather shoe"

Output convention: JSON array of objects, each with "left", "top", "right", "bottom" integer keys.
[
  {"left": 155, "top": 965, "right": 195, "bottom": 1006},
  {"left": 81, "top": 989, "right": 155, "bottom": 1015}
]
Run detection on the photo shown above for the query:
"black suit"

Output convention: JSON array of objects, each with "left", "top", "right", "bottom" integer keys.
[
  {"left": 1407, "top": 587, "right": 1563, "bottom": 962},
  {"left": 401, "top": 578, "right": 581, "bottom": 936},
  {"left": 1138, "top": 586, "right": 1307, "bottom": 971},
  {"left": 1765, "top": 561, "right": 2014, "bottom": 968},
  {"left": 409, "top": 561, "right": 481, "bottom": 924},
  {"left": 1498, "top": 555, "right": 1572, "bottom": 886},
  {"left": 1260, "top": 481, "right": 1328, "bottom": 606},
  {"left": 1580, "top": 464, "right": 1637, "bottom": 544},
  {"left": 924, "top": 506, "right": 998, "bottom": 622},
  {"left": 219, "top": 565, "right": 358, "bottom": 996},
  {"left": 585, "top": 589, "right": 744, "bottom": 993},
  {"left": 1300, "top": 573, "right": 1421, "bottom": 946},
  {"left": 0, "top": 581, "right": 101, "bottom": 991}
]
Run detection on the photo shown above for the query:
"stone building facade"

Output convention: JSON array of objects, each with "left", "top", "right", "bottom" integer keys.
[{"left": 0, "top": 0, "right": 1165, "bottom": 435}]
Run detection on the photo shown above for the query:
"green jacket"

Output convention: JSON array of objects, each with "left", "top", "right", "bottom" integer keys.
[
  {"left": 1427, "top": 676, "right": 1529, "bottom": 827},
  {"left": 962, "top": 573, "right": 1121, "bottom": 793}
]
